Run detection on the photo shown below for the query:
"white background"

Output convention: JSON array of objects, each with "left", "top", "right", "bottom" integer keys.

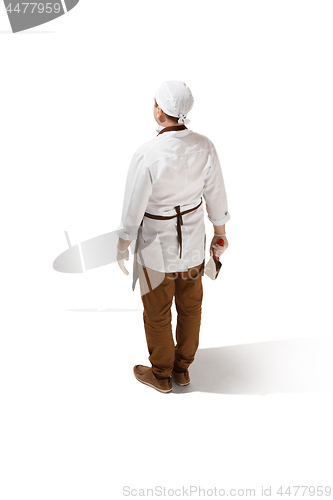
[{"left": 0, "top": 1, "right": 332, "bottom": 499}]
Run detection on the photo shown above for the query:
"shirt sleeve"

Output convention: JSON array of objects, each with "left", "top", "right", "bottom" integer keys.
[
  {"left": 203, "top": 145, "right": 230, "bottom": 227},
  {"left": 116, "top": 151, "right": 153, "bottom": 241}
]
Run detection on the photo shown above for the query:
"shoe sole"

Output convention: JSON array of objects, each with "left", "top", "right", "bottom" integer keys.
[
  {"left": 134, "top": 370, "right": 172, "bottom": 393},
  {"left": 171, "top": 373, "right": 190, "bottom": 386}
]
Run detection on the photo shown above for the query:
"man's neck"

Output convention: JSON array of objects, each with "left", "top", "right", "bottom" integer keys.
[{"left": 156, "top": 120, "right": 180, "bottom": 128}]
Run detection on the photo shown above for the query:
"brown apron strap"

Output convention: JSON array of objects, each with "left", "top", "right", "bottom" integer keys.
[
  {"left": 202, "top": 233, "right": 206, "bottom": 277},
  {"left": 143, "top": 198, "right": 203, "bottom": 259},
  {"left": 174, "top": 205, "right": 183, "bottom": 259},
  {"left": 143, "top": 199, "right": 202, "bottom": 221},
  {"left": 156, "top": 124, "right": 187, "bottom": 136}
]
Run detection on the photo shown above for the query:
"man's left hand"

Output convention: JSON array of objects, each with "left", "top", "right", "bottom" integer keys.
[{"left": 117, "top": 238, "right": 130, "bottom": 275}]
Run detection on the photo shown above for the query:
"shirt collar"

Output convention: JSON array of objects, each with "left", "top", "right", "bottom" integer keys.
[
  {"left": 155, "top": 125, "right": 165, "bottom": 134},
  {"left": 155, "top": 124, "right": 188, "bottom": 136}
]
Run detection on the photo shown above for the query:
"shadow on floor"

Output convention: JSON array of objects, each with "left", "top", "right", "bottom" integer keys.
[
  {"left": 171, "top": 337, "right": 333, "bottom": 395},
  {"left": 66, "top": 308, "right": 141, "bottom": 312},
  {"left": 0, "top": 30, "right": 56, "bottom": 34}
]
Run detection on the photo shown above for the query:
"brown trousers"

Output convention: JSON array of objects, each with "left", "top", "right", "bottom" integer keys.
[{"left": 138, "top": 261, "right": 204, "bottom": 378}]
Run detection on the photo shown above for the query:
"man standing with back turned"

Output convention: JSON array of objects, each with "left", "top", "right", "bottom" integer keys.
[{"left": 116, "top": 81, "right": 230, "bottom": 393}]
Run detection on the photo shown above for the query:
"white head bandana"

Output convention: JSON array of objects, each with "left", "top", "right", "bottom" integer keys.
[{"left": 155, "top": 81, "right": 194, "bottom": 125}]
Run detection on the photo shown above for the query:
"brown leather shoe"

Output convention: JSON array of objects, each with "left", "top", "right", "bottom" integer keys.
[
  {"left": 133, "top": 365, "right": 172, "bottom": 393},
  {"left": 171, "top": 369, "right": 190, "bottom": 386}
]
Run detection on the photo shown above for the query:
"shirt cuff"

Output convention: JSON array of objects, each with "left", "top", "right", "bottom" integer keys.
[
  {"left": 116, "top": 227, "right": 139, "bottom": 241},
  {"left": 207, "top": 211, "right": 230, "bottom": 226}
]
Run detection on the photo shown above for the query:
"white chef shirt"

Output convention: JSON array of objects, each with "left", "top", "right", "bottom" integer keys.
[{"left": 117, "top": 126, "right": 230, "bottom": 273}]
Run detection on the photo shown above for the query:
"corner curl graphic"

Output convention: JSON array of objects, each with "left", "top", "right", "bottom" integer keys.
[
  {"left": 3, "top": 0, "right": 80, "bottom": 33},
  {"left": 53, "top": 227, "right": 165, "bottom": 296}
]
